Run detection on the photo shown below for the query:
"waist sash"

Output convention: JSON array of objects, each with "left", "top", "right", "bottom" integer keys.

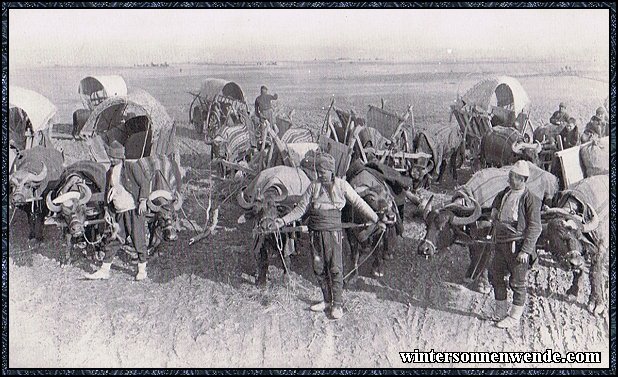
[{"left": 308, "top": 209, "right": 342, "bottom": 231}]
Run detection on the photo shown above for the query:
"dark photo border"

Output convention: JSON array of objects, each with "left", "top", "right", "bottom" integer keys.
[{"left": 2, "top": 2, "right": 615, "bottom": 375}]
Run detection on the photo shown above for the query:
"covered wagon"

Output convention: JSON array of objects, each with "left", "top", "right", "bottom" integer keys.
[
  {"left": 451, "top": 76, "right": 534, "bottom": 163},
  {"left": 189, "top": 78, "right": 250, "bottom": 139},
  {"left": 9, "top": 86, "right": 56, "bottom": 169},
  {"left": 78, "top": 75, "right": 128, "bottom": 111},
  {"left": 79, "top": 89, "right": 177, "bottom": 162}
]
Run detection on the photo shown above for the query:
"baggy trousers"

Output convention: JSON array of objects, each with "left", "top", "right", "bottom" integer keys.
[
  {"left": 310, "top": 230, "right": 344, "bottom": 307},
  {"left": 489, "top": 241, "right": 529, "bottom": 306},
  {"left": 104, "top": 210, "right": 148, "bottom": 264}
]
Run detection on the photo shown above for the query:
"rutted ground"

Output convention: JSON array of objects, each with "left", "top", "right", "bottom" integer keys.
[{"left": 8, "top": 62, "right": 610, "bottom": 368}]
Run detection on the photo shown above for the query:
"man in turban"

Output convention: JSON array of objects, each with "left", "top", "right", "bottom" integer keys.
[
  {"left": 550, "top": 102, "right": 570, "bottom": 126},
  {"left": 487, "top": 160, "right": 542, "bottom": 328},
  {"left": 85, "top": 141, "right": 151, "bottom": 281},
  {"left": 275, "top": 152, "right": 386, "bottom": 319}
]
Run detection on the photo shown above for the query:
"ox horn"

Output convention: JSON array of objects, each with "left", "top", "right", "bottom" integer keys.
[
  {"left": 46, "top": 191, "right": 62, "bottom": 212},
  {"left": 268, "top": 183, "right": 288, "bottom": 203},
  {"left": 147, "top": 190, "right": 173, "bottom": 213},
  {"left": 77, "top": 183, "right": 92, "bottom": 205},
  {"left": 511, "top": 141, "right": 524, "bottom": 154},
  {"left": 421, "top": 195, "right": 434, "bottom": 221},
  {"left": 581, "top": 205, "right": 600, "bottom": 234},
  {"left": 29, "top": 163, "right": 48, "bottom": 183},
  {"left": 173, "top": 194, "right": 184, "bottom": 211},
  {"left": 451, "top": 196, "right": 481, "bottom": 226},
  {"left": 237, "top": 187, "right": 254, "bottom": 209},
  {"left": 52, "top": 191, "right": 81, "bottom": 206}
]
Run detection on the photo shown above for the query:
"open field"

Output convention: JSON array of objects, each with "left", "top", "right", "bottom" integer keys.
[{"left": 8, "top": 60, "right": 610, "bottom": 368}]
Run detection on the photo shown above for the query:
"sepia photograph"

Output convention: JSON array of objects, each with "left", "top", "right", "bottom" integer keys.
[{"left": 5, "top": 5, "right": 613, "bottom": 370}]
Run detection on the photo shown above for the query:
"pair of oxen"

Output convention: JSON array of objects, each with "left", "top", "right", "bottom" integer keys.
[
  {"left": 9, "top": 145, "right": 183, "bottom": 264},
  {"left": 418, "top": 167, "right": 608, "bottom": 316},
  {"left": 237, "top": 157, "right": 406, "bottom": 287},
  {"left": 239, "top": 152, "right": 608, "bottom": 316}
]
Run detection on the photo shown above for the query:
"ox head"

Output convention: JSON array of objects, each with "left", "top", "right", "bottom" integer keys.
[
  {"left": 512, "top": 140, "right": 542, "bottom": 165},
  {"left": 417, "top": 189, "right": 482, "bottom": 257},
  {"left": 10, "top": 162, "right": 48, "bottom": 204},
  {"left": 360, "top": 186, "right": 398, "bottom": 226},
  {"left": 238, "top": 182, "right": 288, "bottom": 233},
  {"left": 541, "top": 198, "right": 600, "bottom": 271},
  {"left": 146, "top": 190, "right": 183, "bottom": 241},
  {"left": 46, "top": 176, "right": 92, "bottom": 239}
]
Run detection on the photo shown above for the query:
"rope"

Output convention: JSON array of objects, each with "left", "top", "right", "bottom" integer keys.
[
  {"left": 273, "top": 229, "right": 289, "bottom": 274},
  {"left": 343, "top": 229, "right": 385, "bottom": 281}
]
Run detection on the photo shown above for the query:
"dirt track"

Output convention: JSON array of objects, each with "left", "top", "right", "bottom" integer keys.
[{"left": 9, "top": 121, "right": 609, "bottom": 368}]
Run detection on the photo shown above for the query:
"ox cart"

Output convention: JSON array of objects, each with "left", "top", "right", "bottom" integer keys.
[
  {"left": 451, "top": 76, "right": 536, "bottom": 166},
  {"left": 189, "top": 79, "right": 250, "bottom": 141},
  {"left": 323, "top": 99, "right": 420, "bottom": 175}
]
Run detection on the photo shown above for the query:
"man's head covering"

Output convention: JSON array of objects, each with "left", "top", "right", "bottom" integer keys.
[
  {"left": 596, "top": 107, "right": 606, "bottom": 116},
  {"left": 585, "top": 121, "right": 603, "bottom": 137},
  {"left": 261, "top": 85, "right": 268, "bottom": 91},
  {"left": 316, "top": 152, "right": 336, "bottom": 173},
  {"left": 106, "top": 140, "right": 125, "bottom": 160},
  {"left": 510, "top": 160, "right": 530, "bottom": 178},
  {"left": 559, "top": 102, "right": 567, "bottom": 109},
  {"left": 568, "top": 117, "right": 577, "bottom": 124}
]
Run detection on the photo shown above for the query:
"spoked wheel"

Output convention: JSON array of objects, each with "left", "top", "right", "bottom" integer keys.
[{"left": 189, "top": 96, "right": 205, "bottom": 134}]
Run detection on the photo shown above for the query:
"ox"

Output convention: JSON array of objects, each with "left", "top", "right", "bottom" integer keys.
[
  {"left": 47, "top": 155, "right": 183, "bottom": 263},
  {"left": 541, "top": 175, "right": 609, "bottom": 315},
  {"left": 9, "top": 146, "right": 64, "bottom": 241},
  {"left": 418, "top": 163, "right": 560, "bottom": 293},
  {"left": 479, "top": 126, "right": 542, "bottom": 168},
  {"left": 412, "top": 124, "right": 465, "bottom": 188},
  {"left": 46, "top": 160, "right": 108, "bottom": 264},
  {"left": 344, "top": 162, "right": 401, "bottom": 279},
  {"left": 238, "top": 166, "right": 312, "bottom": 286},
  {"left": 131, "top": 155, "right": 184, "bottom": 253}
]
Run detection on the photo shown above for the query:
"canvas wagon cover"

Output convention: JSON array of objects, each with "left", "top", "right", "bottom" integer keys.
[
  {"left": 557, "top": 175, "right": 609, "bottom": 248},
  {"left": 60, "top": 160, "right": 108, "bottom": 193},
  {"left": 462, "top": 76, "right": 530, "bottom": 115},
  {"left": 79, "top": 75, "right": 128, "bottom": 110},
  {"left": 246, "top": 166, "right": 311, "bottom": 199},
  {"left": 199, "top": 79, "right": 245, "bottom": 102},
  {"left": 79, "top": 89, "right": 176, "bottom": 158},
  {"left": 464, "top": 161, "right": 559, "bottom": 209},
  {"left": 9, "top": 86, "right": 57, "bottom": 132}
]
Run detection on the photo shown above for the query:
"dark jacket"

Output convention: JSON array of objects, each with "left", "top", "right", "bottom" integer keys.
[
  {"left": 491, "top": 187, "right": 542, "bottom": 262},
  {"left": 559, "top": 125, "right": 580, "bottom": 149},
  {"left": 105, "top": 161, "right": 151, "bottom": 211},
  {"left": 255, "top": 93, "right": 278, "bottom": 116},
  {"left": 550, "top": 110, "right": 570, "bottom": 126}
]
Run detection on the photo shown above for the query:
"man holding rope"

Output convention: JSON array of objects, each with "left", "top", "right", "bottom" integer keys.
[{"left": 274, "top": 152, "right": 386, "bottom": 320}]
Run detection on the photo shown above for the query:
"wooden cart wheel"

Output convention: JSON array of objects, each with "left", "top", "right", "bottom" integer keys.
[{"left": 189, "top": 95, "right": 204, "bottom": 134}]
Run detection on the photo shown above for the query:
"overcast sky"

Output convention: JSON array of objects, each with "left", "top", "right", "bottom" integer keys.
[{"left": 9, "top": 8, "right": 610, "bottom": 67}]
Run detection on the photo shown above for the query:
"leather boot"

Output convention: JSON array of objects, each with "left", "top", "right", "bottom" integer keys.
[
  {"left": 496, "top": 304, "right": 524, "bottom": 328},
  {"left": 85, "top": 262, "right": 112, "bottom": 280}
]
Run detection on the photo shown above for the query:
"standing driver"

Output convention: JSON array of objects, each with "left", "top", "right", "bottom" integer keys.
[{"left": 274, "top": 153, "right": 386, "bottom": 320}]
